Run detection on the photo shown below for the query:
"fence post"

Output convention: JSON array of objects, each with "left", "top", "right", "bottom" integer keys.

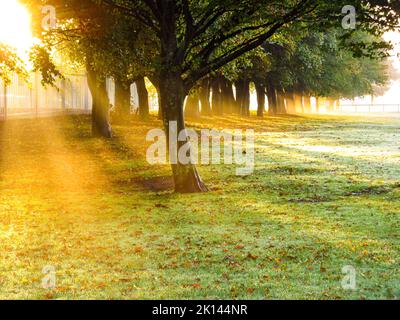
[
  {"left": 61, "top": 78, "right": 66, "bottom": 110},
  {"left": 84, "top": 76, "right": 89, "bottom": 111},
  {"left": 35, "top": 71, "right": 39, "bottom": 118},
  {"left": 4, "top": 84, "right": 7, "bottom": 120},
  {"left": 69, "top": 77, "right": 75, "bottom": 111}
]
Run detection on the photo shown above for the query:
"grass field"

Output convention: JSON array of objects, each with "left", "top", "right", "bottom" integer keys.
[{"left": 0, "top": 114, "right": 399, "bottom": 299}]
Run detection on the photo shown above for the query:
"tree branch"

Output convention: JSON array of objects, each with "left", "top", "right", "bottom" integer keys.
[
  {"left": 184, "top": 0, "right": 317, "bottom": 88},
  {"left": 102, "top": 0, "right": 160, "bottom": 34}
]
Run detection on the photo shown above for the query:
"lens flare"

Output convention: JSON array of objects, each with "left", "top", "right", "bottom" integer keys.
[{"left": 0, "top": 0, "right": 34, "bottom": 56}]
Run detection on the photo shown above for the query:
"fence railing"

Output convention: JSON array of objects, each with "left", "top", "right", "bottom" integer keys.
[
  {"left": 2, "top": 78, "right": 399, "bottom": 120},
  {"left": 0, "top": 72, "right": 92, "bottom": 120},
  {"left": 338, "top": 104, "right": 400, "bottom": 113}
]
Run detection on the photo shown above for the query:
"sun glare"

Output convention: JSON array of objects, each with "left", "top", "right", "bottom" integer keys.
[
  {"left": 384, "top": 31, "right": 400, "bottom": 70},
  {"left": 0, "top": 0, "right": 34, "bottom": 56}
]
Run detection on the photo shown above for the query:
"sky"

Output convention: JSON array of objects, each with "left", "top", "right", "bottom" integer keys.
[
  {"left": 0, "top": 0, "right": 34, "bottom": 58},
  {"left": 377, "top": 31, "right": 400, "bottom": 104}
]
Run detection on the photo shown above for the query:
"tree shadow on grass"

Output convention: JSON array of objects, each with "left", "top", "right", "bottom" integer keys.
[
  {"left": 244, "top": 140, "right": 400, "bottom": 243},
  {"left": 57, "top": 115, "right": 176, "bottom": 193},
  {"left": 125, "top": 203, "right": 398, "bottom": 299},
  {"left": 186, "top": 114, "right": 321, "bottom": 133}
]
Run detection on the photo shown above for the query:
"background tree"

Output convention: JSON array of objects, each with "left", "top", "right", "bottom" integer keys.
[
  {"left": 24, "top": 0, "right": 158, "bottom": 136},
  {"left": 0, "top": 44, "right": 27, "bottom": 85}
]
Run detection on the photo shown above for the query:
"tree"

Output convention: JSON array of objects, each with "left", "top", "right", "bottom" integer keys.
[
  {"left": 262, "top": 41, "right": 293, "bottom": 115},
  {"left": 311, "top": 31, "right": 389, "bottom": 102},
  {"left": 0, "top": 44, "right": 27, "bottom": 85},
  {"left": 23, "top": 0, "right": 157, "bottom": 136},
  {"left": 0, "top": 44, "right": 28, "bottom": 119},
  {"left": 24, "top": 1, "right": 112, "bottom": 137},
  {"left": 258, "top": 28, "right": 390, "bottom": 114}
]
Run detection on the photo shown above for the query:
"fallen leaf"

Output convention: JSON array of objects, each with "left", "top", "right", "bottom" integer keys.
[
  {"left": 247, "top": 252, "right": 258, "bottom": 260},
  {"left": 133, "top": 245, "right": 144, "bottom": 253},
  {"left": 224, "top": 255, "right": 235, "bottom": 262},
  {"left": 155, "top": 203, "right": 168, "bottom": 209}
]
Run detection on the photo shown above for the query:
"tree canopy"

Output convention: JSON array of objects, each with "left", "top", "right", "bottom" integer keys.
[{"left": 0, "top": 44, "right": 27, "bottom": 85}]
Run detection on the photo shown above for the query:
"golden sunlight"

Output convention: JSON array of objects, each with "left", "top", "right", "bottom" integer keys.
[{"left": 0, "top": 0, "right": 34, "bottom": 55}]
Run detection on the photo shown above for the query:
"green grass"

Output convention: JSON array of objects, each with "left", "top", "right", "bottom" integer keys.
[{"left": 0, "top": 113, "right": 399, "bottom": 299}]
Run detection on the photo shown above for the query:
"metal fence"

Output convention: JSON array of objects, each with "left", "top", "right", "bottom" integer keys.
[
  {"left": 0, "top": 72, "right": 92, "bottom": 120},
  {"left": 3, "top": 76, "right": 399, "bottom": 120},
  {"left": 338, "top": 104, "right": 400, "bottom": 113}
]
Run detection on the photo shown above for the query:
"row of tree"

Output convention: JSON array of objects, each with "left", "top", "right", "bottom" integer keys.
[
  {"left": 14, "top": 0, "right": 400, "bottom": 192},
  {"left": 183, "top": 29, "right": 389, "bottom": 118}
]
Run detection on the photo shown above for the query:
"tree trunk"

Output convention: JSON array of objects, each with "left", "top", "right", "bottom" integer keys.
[
  {"left": 61, "top": 79, "right": 66, "bottom": 109},
  {"left": 221, "top": 78, "right": 235, "bottom": 113},
  {"left": 211, "top": 78, "right": 223, "bottom": 115},
  {"left": 87, "top": 68, "right": 112, "bottom": 138},
  {"left": 303, "top": 95, "right": 311, "bottom": 113},
  {"left": 199, "top": 78, "right": 211, "bottom": 115},
  {"left": 255, "top": 82, "right": 265, "bottom": 117},
  {"left": 327, "top": 98, "right": 335, "bottom": 112},
  {"left": 294, "top": 92, "right": 303, "bottom": 113},
  {"left": 136, "top": 77, "right": 149, "bottom": 119},
  {"left": 276, "top": 89, "right": 286, "bottom": 114},
  {"left": 234, "top": 80, "right": 244, "bottom": 114},
  {"left": 285, "top": 90, "right": 296, "bottom": 114},
  {"left": 242, "top": 81, "right": 250, "bottom": 116},
  {"left": 157, "top": 5, "right": 207, "bottom": 193},
  {"left": 156, "top": 85, "right": 162, "bottom": 119},
  {"left": 335, "top": 99, "right": 340, "bottom": 112},
  {"left": 115, "top": 78, "right": 131, "bottom": 118},
  {"left": 266, "top": 82, "right": 278, "bottom": 115},
  {"left": 159, "top": 71, "right": 208, "bottom": 193},
  {"left": 148, "top": 76, "right": 162, "bottom": 120},
  {"left": 315, "top": 97, "right": 320, "bottom": 113},
  {"left": 235, "top": 80, "right": 250, "bottom": 116},
  {"left": 184, "top": 90, "right": 200, "bottom": 118}
]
